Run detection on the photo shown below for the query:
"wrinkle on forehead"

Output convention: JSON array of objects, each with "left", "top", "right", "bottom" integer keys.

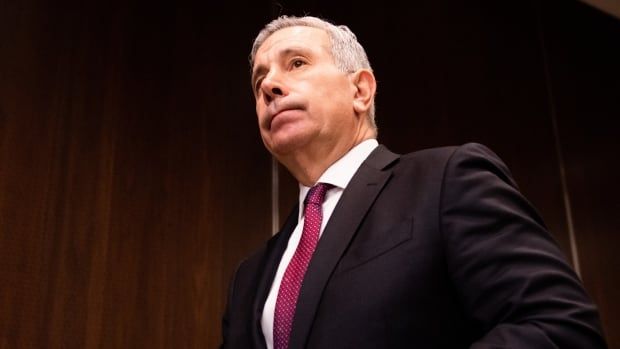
[{"left": 252, "top": 26, "right": 332, "bottom": 71}]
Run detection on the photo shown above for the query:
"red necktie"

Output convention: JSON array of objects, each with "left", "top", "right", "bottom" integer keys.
[{"left": 273, "top": 183, "right": 332, "bottom": 349}]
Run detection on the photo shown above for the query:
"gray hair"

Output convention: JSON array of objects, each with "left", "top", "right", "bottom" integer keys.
[{"left": 250, "top": 15, "right": 377, "bottom": 130}]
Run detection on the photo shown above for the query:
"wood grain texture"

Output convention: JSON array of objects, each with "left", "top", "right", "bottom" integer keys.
[
  {"left": 1, "top": 0, "right": 617, "bottom": 347},
  {"left": 0, "top": 1, "right": 272, "bottom": 348}
]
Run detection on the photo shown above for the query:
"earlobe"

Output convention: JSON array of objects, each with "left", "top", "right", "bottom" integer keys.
[{"left": 352, "top": 69, "right": 377, "bottom": 115}]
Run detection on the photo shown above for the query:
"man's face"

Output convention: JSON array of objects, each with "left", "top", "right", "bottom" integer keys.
[{"left": 251, "top": 26, "right": 358, "bottom": 157}]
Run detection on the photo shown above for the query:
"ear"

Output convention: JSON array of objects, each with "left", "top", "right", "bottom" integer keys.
[{"left": 351, "top": 69, "right": 376, "bottom": 115}]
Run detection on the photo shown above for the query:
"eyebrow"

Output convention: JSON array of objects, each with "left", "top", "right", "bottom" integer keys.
[{"left": 252, "top": 46, "right": 314, "bottom": 86}]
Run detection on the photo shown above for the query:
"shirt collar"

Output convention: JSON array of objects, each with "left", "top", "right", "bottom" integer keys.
[{"left": 298, "top": 139, "right": 379, "bottom": 202}]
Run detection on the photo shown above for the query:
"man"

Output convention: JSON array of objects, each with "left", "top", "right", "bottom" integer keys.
[{"left": 221, "top": 15, "right": 607, "bottom": 348}]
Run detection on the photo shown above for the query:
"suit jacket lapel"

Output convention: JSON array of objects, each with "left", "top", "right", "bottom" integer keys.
[
  {"left": 251, "top": 206, "right": 299, "bottom": 349},
  {"left": 289, "top": 145, "right": 400, "bottom": 348}
]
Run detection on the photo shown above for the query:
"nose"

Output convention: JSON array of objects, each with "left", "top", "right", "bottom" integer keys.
[{"left": 260, "top": 71, "right": 287, "bottom": 104}]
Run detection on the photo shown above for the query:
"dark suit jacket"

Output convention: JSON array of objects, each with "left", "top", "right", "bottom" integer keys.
[{"left": 221, "top": 143, "right": 606, "bottom": 348}]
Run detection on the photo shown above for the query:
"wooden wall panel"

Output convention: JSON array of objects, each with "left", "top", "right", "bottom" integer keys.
[
  {"left": 0, "top": 1, "right": 271, "bottom": 348},
  {"left": 541, "top": 1, "right": 620, "bottom": 346},
  {"left": 2, "top": 0, "right": 618, "bottom": 347}
]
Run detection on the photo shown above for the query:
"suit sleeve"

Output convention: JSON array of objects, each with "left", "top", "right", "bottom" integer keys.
[{"left": 440, "top": 143, "right": 607, "bottom": 348}]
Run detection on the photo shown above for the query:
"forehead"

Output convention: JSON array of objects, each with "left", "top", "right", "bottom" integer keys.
[{"left": 254, "top": 26, "right": 331, "bottom": 65}]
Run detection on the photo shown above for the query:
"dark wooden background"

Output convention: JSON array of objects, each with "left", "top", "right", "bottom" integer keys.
[{"left": 1, "top": 0, "right": 618, "bottom": 347}]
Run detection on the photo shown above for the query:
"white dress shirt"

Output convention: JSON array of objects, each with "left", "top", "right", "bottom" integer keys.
[{"left": 261, "top": 139, "right": 379, "bottom": 349}]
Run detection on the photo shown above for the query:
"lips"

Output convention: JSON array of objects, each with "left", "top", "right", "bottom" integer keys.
[
  {"left": 273, "top": 107, "right": 297, "bottom": 119},
  {"left": 269, "top": 109, "right": 301, "bottom": 131},
  {"left": 266, "top": 99, "right": 305, "bottom": 130}
]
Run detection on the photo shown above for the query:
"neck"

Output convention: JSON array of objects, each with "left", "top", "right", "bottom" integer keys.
[{"left": 277, "top": 126, "right": 376, "bottom": 186}]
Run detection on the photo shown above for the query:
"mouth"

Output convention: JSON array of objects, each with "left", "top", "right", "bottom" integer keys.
[
  {"left": 266, "top": 100, "right": 305, "bottom": 130},
  {"left": 273, "top": 107, "right": 297, "bottom": 119},
  {"left": 269, "top": 108, "right": 300, "bottom": 131}
]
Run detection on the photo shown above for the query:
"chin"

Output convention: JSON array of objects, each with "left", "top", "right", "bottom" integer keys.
[{"left": 264, "top": 132, "right": 312, "bottom": 157}]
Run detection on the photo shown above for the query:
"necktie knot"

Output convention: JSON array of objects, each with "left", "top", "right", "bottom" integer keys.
[{"left": 304, "top": 183, "right": 333, "bottom": 206}]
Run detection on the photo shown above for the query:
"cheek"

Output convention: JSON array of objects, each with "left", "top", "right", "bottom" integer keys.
[
  {"left": 255, "top": 104, "right": 268, "bottom": 127},
  {"left": 255, "top": 99, "right": 264, "bottom": 115}
]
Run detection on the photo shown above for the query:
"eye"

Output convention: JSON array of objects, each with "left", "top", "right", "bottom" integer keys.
[{"left": 291, "top": 59, "right": 306, "bottom": 69}]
